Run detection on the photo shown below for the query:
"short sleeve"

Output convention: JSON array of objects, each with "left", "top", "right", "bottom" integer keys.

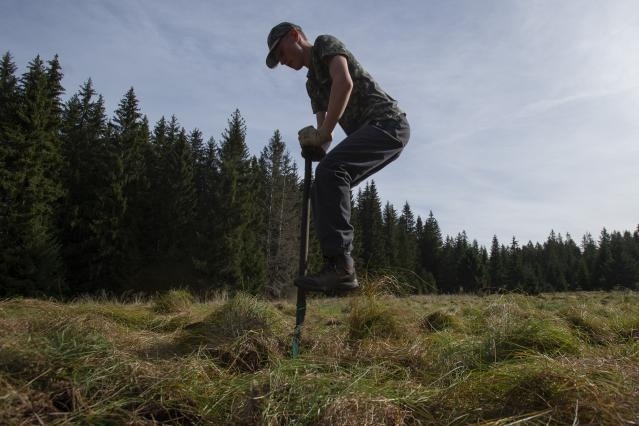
[
  {"left": 314, "top": 35, "right": 349, "bottom": 62},
  {"left": 306, "top": 75, "right": 328, "bottom": 113}
]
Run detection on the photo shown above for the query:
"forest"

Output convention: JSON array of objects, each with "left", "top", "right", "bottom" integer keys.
[{"left": 2, "top": 52, "right": 638, "bottom": 298}]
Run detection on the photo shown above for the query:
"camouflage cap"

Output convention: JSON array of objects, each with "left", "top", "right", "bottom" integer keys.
[{"left": 266, "top": 22, "right": 302, "bottom": 68}]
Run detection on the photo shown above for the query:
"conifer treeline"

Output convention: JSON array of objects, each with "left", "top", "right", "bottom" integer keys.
[
  {"left": 353, "top": 180, "right": 639, "bottom": 293},
  {"left": 1, "top": 53, "right": 638, "bottom": 297}
]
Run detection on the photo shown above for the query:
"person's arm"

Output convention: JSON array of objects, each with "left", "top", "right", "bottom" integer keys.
[
  {"left": 320, "top": 55, "right": 353, "bottom": 137},
  {"left": 299, "top": 55, "right": 352, "bottom": 150}
]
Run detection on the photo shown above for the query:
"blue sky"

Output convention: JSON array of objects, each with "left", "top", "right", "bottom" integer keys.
[{"left": 3, "top": 0, "right": 638, "bottom": 247}]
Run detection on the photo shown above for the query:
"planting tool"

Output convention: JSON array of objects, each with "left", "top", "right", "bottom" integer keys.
[{"left": 291, "top": 145, "right": 325, "bottom": 358}]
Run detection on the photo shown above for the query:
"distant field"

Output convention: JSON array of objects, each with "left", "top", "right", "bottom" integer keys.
[{"left": 1, "top": 287, "right": 638, "bottom": 425}]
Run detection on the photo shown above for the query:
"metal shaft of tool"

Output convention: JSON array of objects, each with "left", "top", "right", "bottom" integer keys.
[{"left": 292, "top": 157, "right": 312, "bottom": 358}]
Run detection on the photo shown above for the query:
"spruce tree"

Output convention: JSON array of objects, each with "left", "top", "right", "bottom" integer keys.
[
  {"left": 192, "top": 135, "right": 221, "bottom": 278},
  {"left": 506, "top": 236, "right": 524, "bottom": 291},
  {"left": 488, "top": 235, "right": 505, "bottom": 289},
  {"left": 608, "top": 231, "right": 639, "bottom": 289},
  {"left": 111, "top": 87, "right": 149, "bottom": 268},
  {"left": 216, "top": 110, "right": 265, "bottom": 292},
  {"left": 438, "top": 236, "right": 457, "bottom": 293},
  {"left": 382, "top": 201, "right": 399, "bottom": 269},
  {"left": 189, "top": 128, "right": 206, "bottom": 200},
  {"left": 146, "top": 116, "right": 168, "bottom": 257},
  {"left": 243, "top": 155, "right": 268, "bottom": 292},
  {"left": 1, "top": 55, "right": 65, "bottom": 295},
  {"left": 355, "top": 181, "right": 385, "bottom": 272},
  {"left": 579, "top": 233, "right": 597, "bottom": 290},
  {"left": 457, "top": 239, "right": 486, "bottom": 293},
  {"left": 258, "top": 130, "right": 300, "bottom": 296},
  {"left": 0, "top": 52, "right": 20, "bottom": 293},
  {"left": 594, "top": 228, "right": 613, "bottom": 290},
  {"left": 59, "top": 79, "right": 114, "bottom": 292},
  {"left": 521, "top": 241, "right": 542, "bottom": 293},
  {"left": 167, "top": 126, "right": 196, "bottom": 255},
  {"left": 397, "top": 201, "right": 418, "bottom": 271},
  {"left": 418, "top": 210, "right": 442, "bottom": 290}
]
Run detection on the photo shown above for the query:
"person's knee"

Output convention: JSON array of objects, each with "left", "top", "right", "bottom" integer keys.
[{"left": 315, "top": 160, "right": 349, "bottom": 185}]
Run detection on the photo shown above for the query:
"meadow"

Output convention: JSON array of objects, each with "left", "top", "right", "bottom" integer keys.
[{"left": 1, "top": 282, "right": 638, "bottom": 425}]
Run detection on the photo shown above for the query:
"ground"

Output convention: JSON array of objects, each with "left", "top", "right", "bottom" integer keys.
[{"left": 1, "top": 285, "right": 638, "bottom": 424}]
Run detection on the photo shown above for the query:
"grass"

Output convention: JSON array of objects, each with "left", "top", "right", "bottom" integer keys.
[{"left": 0, "top": 290, "right": 638, "bottom": 424}]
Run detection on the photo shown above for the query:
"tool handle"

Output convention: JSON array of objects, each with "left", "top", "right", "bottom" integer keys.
[{"left": 292, "top": 157, "right": 313, "bottom": 358}]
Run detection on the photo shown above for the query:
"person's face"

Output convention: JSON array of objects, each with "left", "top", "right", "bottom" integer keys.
[{"left": 276, "top": 30, "right": 304, "bottom": 70}]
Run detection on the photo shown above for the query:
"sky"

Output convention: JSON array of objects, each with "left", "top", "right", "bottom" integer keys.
[{"left": 2, "top": 0, "right": 638, "bottom": 248}]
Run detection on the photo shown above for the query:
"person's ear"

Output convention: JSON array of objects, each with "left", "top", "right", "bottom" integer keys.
[{"left": 289, "top": 28, "right": 300, "bottom": 42}]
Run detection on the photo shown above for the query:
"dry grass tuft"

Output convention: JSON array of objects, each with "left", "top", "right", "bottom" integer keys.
[
  {"left": 209, "top": 331, "right": 281, "bottom": 372},
  {"left": 420, "top": 310, "right": 459, "bottom": 332},
  {"left": 152, "top": 288, "right": 195, "bottom": 314},
  {"left": 358, "top": 274, "right": 411, "bottom": 297},
  {"left": 318, "top": 395, "right": 411, "bottom": 426},
  {"left": 347, "top": 294, "right": 407, "bottom": 340},
  {"left": 0, "top": 375, "right": 62, "bottom": 425}
]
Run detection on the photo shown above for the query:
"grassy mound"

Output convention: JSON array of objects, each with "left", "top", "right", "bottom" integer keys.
[
  {"left": 478, "top": 297, "right": 581, "bottom": 362},
  {"left": 181, "top": 292, "right": 288, "bottom": 371},
  {"left": 560, "top": 307, "right": 614, "bottom": 345}
]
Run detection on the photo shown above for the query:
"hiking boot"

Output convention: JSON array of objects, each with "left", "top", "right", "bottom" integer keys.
[{"left": 295, "top": 254, "right": 359, "bottom": 294}]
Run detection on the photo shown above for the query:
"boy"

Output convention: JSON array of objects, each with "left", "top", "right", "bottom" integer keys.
[{"left": 266, "top": 22, "right": 410, "bottom": 294}]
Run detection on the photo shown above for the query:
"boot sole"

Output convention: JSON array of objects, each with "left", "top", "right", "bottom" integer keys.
[{"left": 294, "top": 279, "right": 359, "bottom": 294}]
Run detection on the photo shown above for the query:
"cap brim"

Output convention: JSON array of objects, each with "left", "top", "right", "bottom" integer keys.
[{"left": 265, "top": 38, "right": 282, "bottom": 68}]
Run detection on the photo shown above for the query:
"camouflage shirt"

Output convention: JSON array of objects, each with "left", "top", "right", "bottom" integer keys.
[{"left": 306, "top": 35, "right": 405, "bottom": 135}]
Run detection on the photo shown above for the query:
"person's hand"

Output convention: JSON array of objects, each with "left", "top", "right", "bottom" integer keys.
[
  {"left": 298, "top": 125, "right": 332, "bottom": 148},
  {"left": 298, "top": 125, "right": 331, "bottom": 161}
]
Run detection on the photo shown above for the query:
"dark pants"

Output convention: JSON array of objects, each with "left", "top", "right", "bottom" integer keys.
[{"left": 312, "top": 114, "right": 410, "bottom": 257}]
